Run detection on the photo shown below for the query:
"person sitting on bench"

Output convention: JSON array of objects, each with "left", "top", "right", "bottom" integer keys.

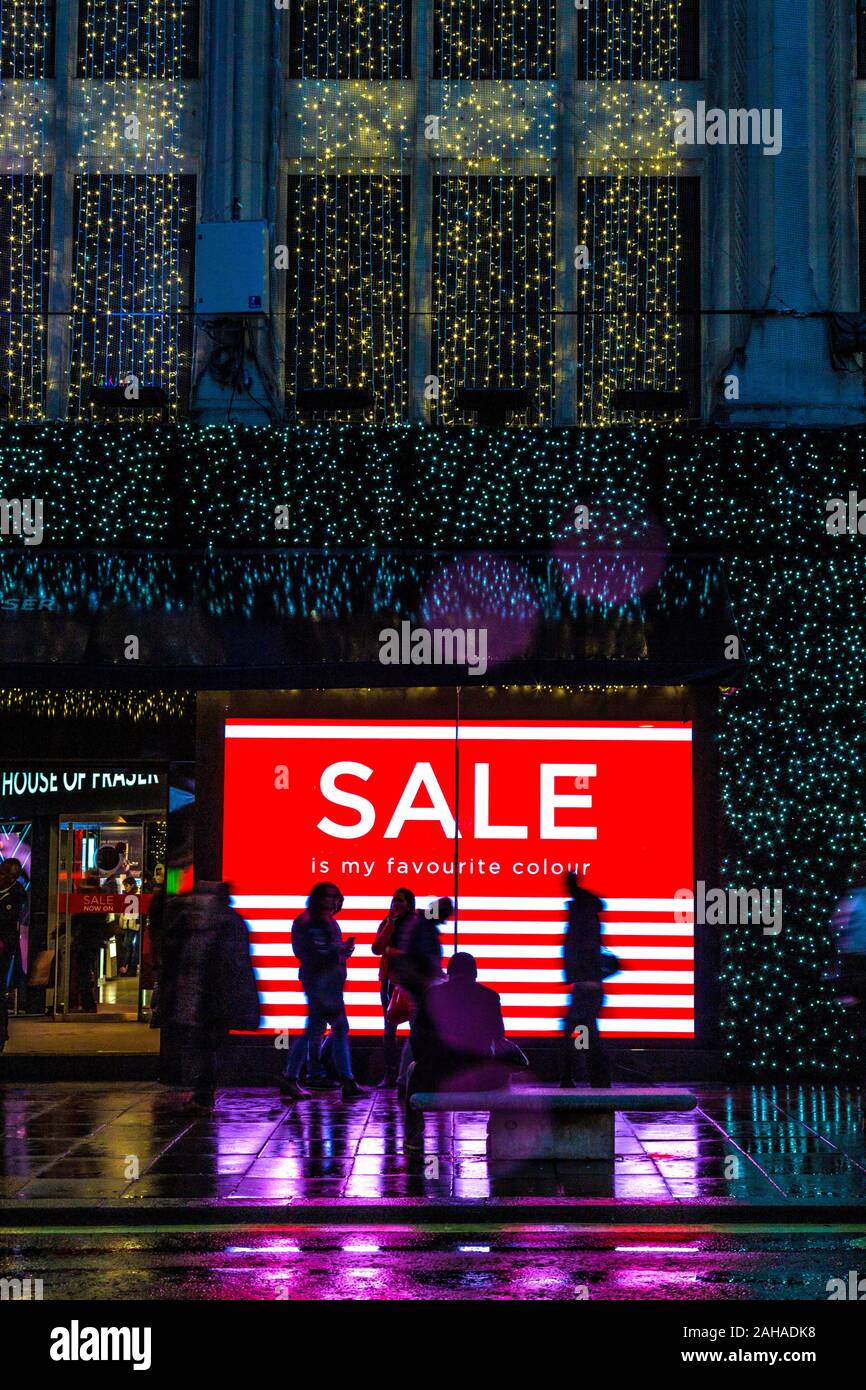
[{"left": 405, "top": 952, "right": 526, "bottom": 1146}]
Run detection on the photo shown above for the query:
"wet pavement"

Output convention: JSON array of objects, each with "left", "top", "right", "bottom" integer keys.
[
  {"left": 1, "top": 1082, "right": 865, "bottom": 1213},
  {"left": 1, "top": 1224, "right": 864, "bottom": 1299}
]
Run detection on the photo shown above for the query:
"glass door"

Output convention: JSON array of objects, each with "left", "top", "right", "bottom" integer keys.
[{"left": 52, "top": 817, "right": 163, "bottom": 1020}]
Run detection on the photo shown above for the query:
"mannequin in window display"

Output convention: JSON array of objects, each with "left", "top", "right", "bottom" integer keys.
[
  {"left": 95, "top": 842, "right": 130, "bottom": 974},
  {"left": 117, "top": 874, "right": 141, "bottom": 976},
  {"left": 70, "top": 870, "right": 111, "bottom": 1013}
]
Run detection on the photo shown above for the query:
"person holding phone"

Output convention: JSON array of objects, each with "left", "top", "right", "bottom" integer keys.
[{"left": 280, "top": 881, "right": 366, "bottom": 1102}]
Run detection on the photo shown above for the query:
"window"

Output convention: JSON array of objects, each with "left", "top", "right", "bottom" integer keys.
[
  {"left": 0, "top": 0, "right": 55, "bottom": 78},
  {"left": 288, "top": 0, "right": 410, "bottom": 79},
  {"left": 286, "top": 174, "right": 410, "bottom": 423},
  {"left": 575, "top": 174, "right": 701, "bottom": 423},
  {"left": 68, "top": 174, "right": 196, "bottom": 418},
  {"left": 434, "top": 0, "right": 555, "bottom": 80},
  {"left": 431, "top": 175, "right": 556, "bottom": 425},
  {"left": 577, "top": 0, "right": 699, "bottom": 81},
  {"left": 77, "top": 0, "right": 200, "bottom": 80},
  {"left": 0, "top": 175, "right": 51, "bottom": 418}
]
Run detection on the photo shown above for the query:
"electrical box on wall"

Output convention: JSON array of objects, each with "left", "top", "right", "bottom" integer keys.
[{"left": 194, "top": 221, "right": 269, "bottom": 315}]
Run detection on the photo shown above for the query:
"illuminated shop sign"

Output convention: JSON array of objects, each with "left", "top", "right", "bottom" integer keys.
[
  {"left": 0, "top": 767, "right": 167, "bottom": 814},
  {"left": 223, "top": 718, "right": 695, "bottom": 1040}
]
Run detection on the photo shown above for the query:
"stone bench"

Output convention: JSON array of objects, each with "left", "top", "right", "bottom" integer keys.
[{"left": 409, "top": 1087, "right": 698, "bottom": 1162}]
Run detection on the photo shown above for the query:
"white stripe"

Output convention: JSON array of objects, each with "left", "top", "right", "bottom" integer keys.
[
  {"left": 227, "top": 723, "right": 692, "bottom": 743},
  {"left": 257, "top": 1015, "right": 694, "bottom": 1035},
  {"left": 475, "top": 968, "right": 694, "bottom": 984},
  {"left": 258, "top": 990, "right": 385, "bottom": 1006},
  {"left": 252, "top": 967, "right": 697, "bottom": 989},
  {"left": 456, "top": 922, "right": 695, "bottom": 938},
  {"left": 256, "top": 989, "right": 693, "bottom": 1010},
  {"left": 254, "top": 966, "right": 384, "bottom": 982},
  {"left": 463, "top": 943, "right": 694, "bottom": 960},
  {"left": 244, "top": 918, "right": 695, "bottom": 937},
  {"left": 234, "top": 895, "right": 694, "bottom": 912},
  {"left": 598, "top": 1018, "right": 694, "bottom": 1034}
]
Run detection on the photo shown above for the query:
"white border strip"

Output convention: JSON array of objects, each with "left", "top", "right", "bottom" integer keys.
[
  {"left": 227, "top": 723, "right": 692, "bottom": 742},
  {"left": 234, "top": 895, "right": 694, "bottom": 912}
]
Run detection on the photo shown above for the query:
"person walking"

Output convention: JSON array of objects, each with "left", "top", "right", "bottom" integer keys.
[
  {"left": 280, "top": 881, "right": 366, "bottom": 1102},
  {"left": 371, "top": 887, "right": 415, "bottom": 1086},
  {"left": 0, "top": 858, "right": 27, "bottom": 1051},
  {"left": 158, "top": 878, "right": 260, "bottom": 1111},
  {"left": 831, "top": 861, "right": 866, "bottom": 1130},
  {"left": 560, "top": 870, "right": 612, "bottom": 1089}
]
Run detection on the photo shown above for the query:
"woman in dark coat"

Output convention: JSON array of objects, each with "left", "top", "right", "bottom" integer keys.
[
  {"left": 371, "top": 887, "right": 415, "bottom": 1085},
  {"left": 279, "top": 881, "right": 366, "bottom": 1102}
]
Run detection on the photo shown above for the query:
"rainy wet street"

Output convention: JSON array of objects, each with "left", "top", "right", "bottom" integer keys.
[
  {"left": 4, "top": 1083, "right": 866, "bottom": 1306},
  {"left": 3, "top": 1082, "right": 866, "bottom": 1208},
  {"left": 1, "top": 1224, "right": 865, "bottom": 1300}
]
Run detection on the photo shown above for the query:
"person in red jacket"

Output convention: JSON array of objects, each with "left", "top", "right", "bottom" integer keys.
[{"left": 371, "top": 887, "right": 415, "bottom": 1086}]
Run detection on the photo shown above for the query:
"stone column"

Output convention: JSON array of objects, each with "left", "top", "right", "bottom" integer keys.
[
  {"left": 407, "top": 0, "right": 434, "bottom": 423},
  {"left": 721, "top": 0, "right": 865, "bottom": 426},
  {"left": 45, "top": 0, "right": 78, "bottom": 420},
  {"left": 191, "top": 0, "right": 275, "bottom": 422},
  {"left": 554, "top": 0, "right": 578, "bottom": 425}
]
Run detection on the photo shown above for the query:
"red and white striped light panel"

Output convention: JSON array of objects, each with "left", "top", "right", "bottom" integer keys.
[{"left": 223, "top": 718, "right": 695, "bottom": 1039}]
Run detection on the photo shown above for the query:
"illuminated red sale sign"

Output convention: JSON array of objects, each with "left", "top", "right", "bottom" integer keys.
[{"left": 222, "top": 718, "right": 695, "bottom": 1038}]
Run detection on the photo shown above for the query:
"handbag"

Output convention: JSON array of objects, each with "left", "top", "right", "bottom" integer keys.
[
  {"left": 28, "top": 949, "right": 55, "bottom": 988},
  {"left": 600, "top": 949, "right": 620, "bottom": 980},
  {"left": 385, "top": 984, "right": 414, "bottom": 1027}
]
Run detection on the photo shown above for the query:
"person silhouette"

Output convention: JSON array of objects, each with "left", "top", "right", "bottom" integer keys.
[
  {"left": 280, "top": 881, "right": 366, "bottom": 1102},
  {"left": 560, "top": 870, "right": 612, "bottom": 1089}
]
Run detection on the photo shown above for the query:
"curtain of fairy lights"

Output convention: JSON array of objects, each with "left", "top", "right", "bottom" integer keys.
[
  {"left": 0, "top": 1, "right": 53, "bottom": 418},
  {"left": 69, "top": 0, "right": 194, "bottom": 418},
  {"left": 287, "top": 1, "right": 410, "bottom": 422},
  {"left": 432, "top": 176, "right": 555, "bottom": 424},
  {"left": 432, "top": 1, "right": 556, "bottom": 424},
  {"left": 432, "top": 0, "right": 554, "bottom": 79},
  {"left": 575, "top": 0, "right": 697, "bottom": 424}
]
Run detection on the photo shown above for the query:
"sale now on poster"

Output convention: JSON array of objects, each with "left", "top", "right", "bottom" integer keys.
[{"left": 223, "top": 718, "right": 695, "bottom": 1038}]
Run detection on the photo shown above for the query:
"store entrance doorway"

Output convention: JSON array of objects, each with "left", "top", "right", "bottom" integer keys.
[{"left": 51, "top": 816, "right": 165, "bottom": 1022}]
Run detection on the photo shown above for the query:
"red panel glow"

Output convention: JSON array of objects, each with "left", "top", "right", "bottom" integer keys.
[{"left": 222, "top": 718, "right": 695, "bottom": 1039}]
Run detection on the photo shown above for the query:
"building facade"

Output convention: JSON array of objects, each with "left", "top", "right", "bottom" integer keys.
[
  {"left": 2, "top": 0, "right": 866, "bottom": 428},
  {"left": 1, "top": 3, "right": 866, "bottom": 1077}
]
